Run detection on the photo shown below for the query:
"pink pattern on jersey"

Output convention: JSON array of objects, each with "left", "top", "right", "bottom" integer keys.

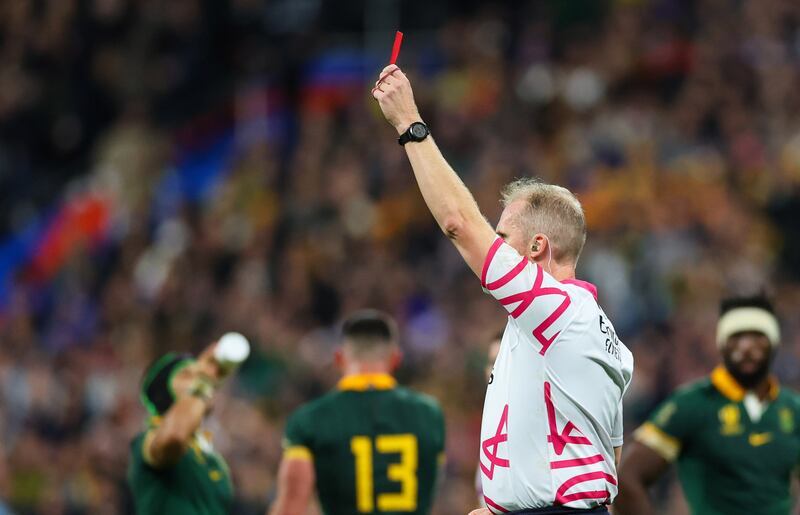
[
  {"left": 545, "top": 382, "right": 592, "bottom": 455},
  {"left": 482, "top": 238, "right": 572, "bottom": 356},
  {"left": 545, "top": 381, "right": 614, "bottom": 506},
  {"left": 560, "top": 278, "right": 598, "bottom": 301},
  {"left": 554, "top": 471, "right": 615, "bottom": 505},
  {"left": 480, "top": 404, "right": 510, "bottom": 480},
  {"left": 483, "top": 494, "right": 510, "bottom": 514},
  {"left": 550, "top": 454, "right": 605, "bottom": 469},
  {"left": 480, "top": 238, "right": 505, "bottom": 289}
]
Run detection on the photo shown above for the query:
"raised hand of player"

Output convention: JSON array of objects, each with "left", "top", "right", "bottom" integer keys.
[
  {"left": 195, "top": 342, "right": 227, "bottom": 383},
  {"left": 371, "top": 64, "right": 421, "bottom": 134}
]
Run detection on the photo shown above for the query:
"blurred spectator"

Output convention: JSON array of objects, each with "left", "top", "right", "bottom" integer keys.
[{"left": 3, "top": 1, "right": 800, "bottom": 514}]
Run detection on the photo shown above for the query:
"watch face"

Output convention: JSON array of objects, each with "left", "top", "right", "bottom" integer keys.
[{"left": 410, "top": 123, "right": 427, "bottom": 138}]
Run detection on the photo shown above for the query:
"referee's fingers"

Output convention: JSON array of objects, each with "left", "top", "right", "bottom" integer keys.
[
  {"left": 381, "top": 64, "right": 400, "bottom": 76},
  {"left": 376, "top": 70, "right": 396, "bottom": 87},
  {"left": 392, "top": 68, "right": 409, "bottom": 84}
]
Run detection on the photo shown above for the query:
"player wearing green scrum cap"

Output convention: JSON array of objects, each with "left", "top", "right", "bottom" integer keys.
[
  {"left": 127, "top": 343, "right": 235, "bottom": 515},
  {"left": 616, "top": 295, "right": 800, "bottom": 515}
]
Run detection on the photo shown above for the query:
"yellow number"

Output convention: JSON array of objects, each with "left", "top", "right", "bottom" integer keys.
[
  {"left": 376, "top": 434, "right": 418, "bottom": 511},
  {"left": 351, "top": 436, "right": 374, "bottom": 513},
  {"left": 350, "top": 434, "right": 418, "bottom": 513}
]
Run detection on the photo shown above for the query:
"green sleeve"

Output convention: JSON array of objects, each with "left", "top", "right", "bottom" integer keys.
[
  {"left": 634, "top": 388, "right": 698, "bottom": 462},
  {"left": 129, "top": 433, "right": 145, "bottom": 467},
  {"left": 283, "top": 407, "right": 315, "bottom": 461},
  {"left": 130, "top": 431, "right": 154, "bottom": 468},
  {"left": 434, "top": 404, "right": 446, "bottom": 455},
  {"left": 786, "top": 396, "right": 800, "bottom": 466}
]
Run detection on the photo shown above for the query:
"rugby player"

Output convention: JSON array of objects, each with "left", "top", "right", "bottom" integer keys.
[
  {"left": 268, "top": 310, "right": 445, "bottom": 515},
  {"left": 616, "top": 295, "right": 800, "bottom": 515},
  {"left": 128, "top": 343, "right": 234, "bottom": 515}
]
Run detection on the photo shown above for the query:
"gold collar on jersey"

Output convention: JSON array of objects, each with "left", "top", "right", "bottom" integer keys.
[
  {"left": 710, "top": 365, "right": 779, "bottom": 402},
  {"left": 337, "top": 373, "right": 397, "bottom": 391}
]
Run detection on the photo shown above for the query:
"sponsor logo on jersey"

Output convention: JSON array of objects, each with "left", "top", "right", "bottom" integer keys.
[
  {"left": 719, "top": 404, "right": 744, "bottom": 435},
  {"left": 780, "top": 408, "right": 794, "bottom": 434},
  {"left": 748, "top": 432, "right": 772, "bottom": 447}
]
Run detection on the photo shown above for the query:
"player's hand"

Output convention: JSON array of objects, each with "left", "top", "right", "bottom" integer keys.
[
  {"left": 467, "top": 509, "right": 492, "bottom": 515},
  {"left": 195, "top": 342, "right": 226, "bottom": 383},
  {"left": 371, "top": 64, "right": 421, "bottom": 135},
  {"left": 169, "top": 344, "right": 222, "bottom": 406}
]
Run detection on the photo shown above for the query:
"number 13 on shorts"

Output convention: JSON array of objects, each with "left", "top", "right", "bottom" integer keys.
[{"left": 351, "top": 434, "right": 418, "bottom": 512}]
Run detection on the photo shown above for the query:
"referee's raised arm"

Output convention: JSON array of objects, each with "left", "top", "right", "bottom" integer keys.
[{"left": 372, "top": 64, "right": 497, "bottom": 277}]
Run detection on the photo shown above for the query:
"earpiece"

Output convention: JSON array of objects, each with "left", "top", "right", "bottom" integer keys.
[{"left": 533, "top": 236, "right": 553, "bottom": 274}]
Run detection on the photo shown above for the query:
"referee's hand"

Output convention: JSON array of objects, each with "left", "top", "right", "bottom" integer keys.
[{"left": 371, "top": 64, "right": 421, "bottom": 135}]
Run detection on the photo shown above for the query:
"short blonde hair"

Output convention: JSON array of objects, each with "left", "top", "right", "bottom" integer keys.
[{"left": 501, "top": 178, "right": 587, "bottom": 264}]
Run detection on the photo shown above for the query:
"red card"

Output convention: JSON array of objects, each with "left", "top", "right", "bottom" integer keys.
[{"left": 390, "top": 31, "right": 404, "bottom": 65}]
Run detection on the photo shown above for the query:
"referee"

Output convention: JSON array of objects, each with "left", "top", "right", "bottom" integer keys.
[
  {"left": 127, "top": 343, "right": 234, "bottom": 515},
  {"left": 372, "top": 65, "right": 633, "bottom": 514},
  {"left": 616, "top": 294, "right": 800, "bottom": 515}
]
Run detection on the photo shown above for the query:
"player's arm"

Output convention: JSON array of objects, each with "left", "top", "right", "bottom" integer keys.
[
  {"left": 268, "top": 455, "right": 316, "bottom": 515},
  {"left": 615, "top": 393, "right": 689, "bottom": 515},
  {"left": 271, "top": 407, "right": 317, "bottom": 515},
  {"left": 372, "top": 65, "right": 497, "bottom": 276},
  {"left": 144, "top": 344, "right": 225, "bottom": 468},
  {"left": 144, "top": 394, "right": 209, "bottom": 467},
  {"left": 613, "top": 442, "right": 669, "bottom": 515},
  {"left": 614, "top": 446, "right": 621, "bottom": 469}
]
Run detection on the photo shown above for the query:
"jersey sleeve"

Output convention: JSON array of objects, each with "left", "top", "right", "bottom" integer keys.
[
  {"left": 129, "top": 430, "right": 164, "bottom": 473},
  {"left": 433, "top": 402, "right": 446, "bottom": 456},
  {"left": 481, "top": 238, "right": 577, "bottom": 352},
  {"left": 130, "top": 432, "right": 147, "bottom": 467},
  {"left": 611, "top": 400, "right": 624, "bottom": 447},
  {"left": 283, "top": 408, "right": 315, "bottom": 462},
  {"left": 633, "top": 389, "right": 697, "bottom": 462}
]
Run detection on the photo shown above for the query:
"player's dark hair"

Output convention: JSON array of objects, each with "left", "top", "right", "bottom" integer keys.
[
  {"left": 341, "top": 310, "right": 398, "bottom": 353},
  {"left": 720, "top": 294, "right": 775, "bottom": 315},
  {"left": 140, "top": 352, "right": 194, "bottom": 416}
]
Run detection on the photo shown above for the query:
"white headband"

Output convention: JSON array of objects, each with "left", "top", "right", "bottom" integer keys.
[{"left": 716, "top": 307, "right": 780, "bottom": 349}]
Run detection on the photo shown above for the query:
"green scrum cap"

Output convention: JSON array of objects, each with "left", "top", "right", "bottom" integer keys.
[{"left": 140, "top": 352, "right": 195, "bottom": 416}]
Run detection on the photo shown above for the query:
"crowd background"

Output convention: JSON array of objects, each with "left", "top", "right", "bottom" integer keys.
[{"left": 3, "top": 0, "right": 800, "bottom": 513}]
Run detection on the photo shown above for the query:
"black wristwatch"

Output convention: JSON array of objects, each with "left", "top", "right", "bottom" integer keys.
[{"left": 398, "top": 122, "right": 430, "bottom": 146}]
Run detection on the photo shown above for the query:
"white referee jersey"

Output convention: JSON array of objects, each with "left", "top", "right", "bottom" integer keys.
[{"left": 478, "top": 238, "right": 633, "bottom": 513}]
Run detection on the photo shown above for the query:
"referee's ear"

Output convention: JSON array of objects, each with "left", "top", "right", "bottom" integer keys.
[{"left": 529, "top": 233, "right": 548, "bottom": 261}]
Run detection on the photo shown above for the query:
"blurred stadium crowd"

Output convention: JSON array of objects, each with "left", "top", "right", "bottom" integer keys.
[{"left": 3, "top": 0, "right": 800, "bottom": 513}]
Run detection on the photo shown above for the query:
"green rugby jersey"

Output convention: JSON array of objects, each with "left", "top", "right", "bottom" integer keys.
[
  {"left": 128, "top": 426, "right": 233, "bottom": 515},
  {"left": 635, "top": 366, "right": 800, "bottom": 515},
  {"left": 283, "top": 373, "right": 445, "bottom": 515}
]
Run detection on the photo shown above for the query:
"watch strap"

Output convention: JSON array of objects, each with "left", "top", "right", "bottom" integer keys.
[{"left": 398, "top": 122, "right": 429, "bottom": 146}]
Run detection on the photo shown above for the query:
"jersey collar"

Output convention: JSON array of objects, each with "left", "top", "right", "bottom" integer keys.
[
  {"left": 710, "top": 365, "right": 779, "bottom": 402},
  {"left": 560, "top": 279, "right": 598, "bottom": 301},
  {"left": 337, "top": 373, "right": 397, "bottom": 391}
]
